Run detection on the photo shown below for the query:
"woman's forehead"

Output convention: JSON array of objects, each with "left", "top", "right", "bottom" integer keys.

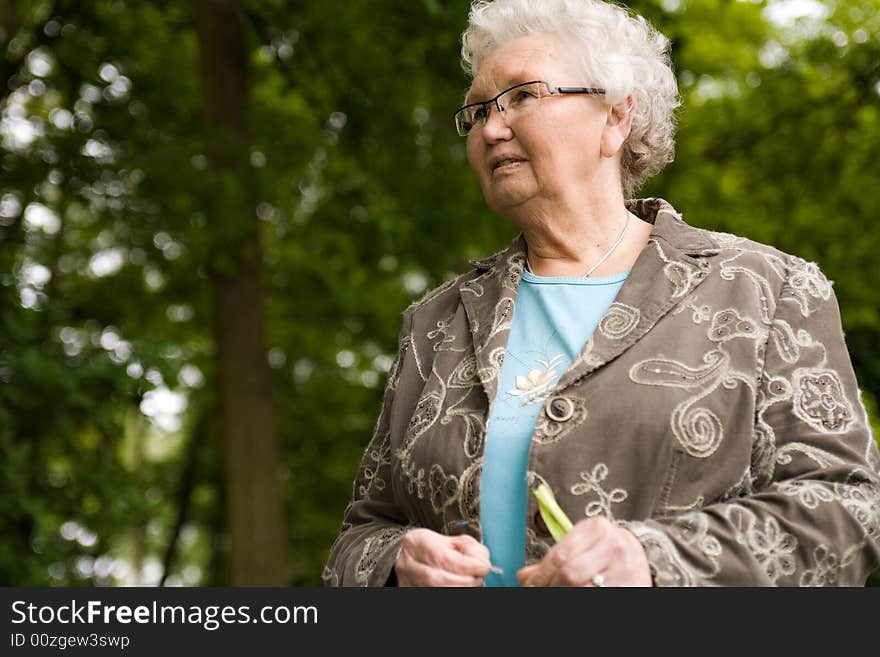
[
  {"left": 467, "top": 36, "right": 576, "bottom": 102},
  {"left": 466, "top": 67, "right": 538, "bottom": 102}
]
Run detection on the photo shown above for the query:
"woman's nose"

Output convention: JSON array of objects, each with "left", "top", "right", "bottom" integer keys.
[{"left": 481, "top": 106, "right": 513, "bottom": 142}]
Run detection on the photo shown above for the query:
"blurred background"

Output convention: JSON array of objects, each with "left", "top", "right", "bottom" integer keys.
[{"left": 1, "top": 0, "right": 878, "bottom": 586}]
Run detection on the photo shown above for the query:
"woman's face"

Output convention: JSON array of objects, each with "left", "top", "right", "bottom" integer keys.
[{"left": 465, "top": 33, "right": 613, "bottom": 215}]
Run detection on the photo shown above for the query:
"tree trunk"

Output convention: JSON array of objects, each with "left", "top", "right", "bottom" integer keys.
[
  {"left": 196, "top": 0, "right": 288, "bottom": 585},
  {"left": 2, "top": 0, "right": 19, "bottom": 46}
]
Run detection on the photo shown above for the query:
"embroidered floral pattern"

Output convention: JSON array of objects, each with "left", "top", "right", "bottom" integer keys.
[
  {"left": 726, "top": 506, "right": 797, "bottom": 584},
  {"left": 792, "top": 368, "right": 854, "bottom": 433},
  {"left": 770, "top": 318, "right": 801, "bottom": 364},
  {"left": 428, "top": 464, "right": 459, "bottom": 514},
  {"left": 630, "top": 350, "right": 726, "bottom": 390},
  {"left": 598, "top": 302, "right": 640, "bottom": 340},
  {"left": 631, "top": 349, "right": 753, "bottom": 458},
  {"left": 570, "top": 463, "right": 628, "bottom": 519},
  {"left": 457, "top": 459, "right": 482, "bottom": 523},
  {"left": 661, "top": 257, "right": 704, "bottom": 299},
  {"left": 354, "top": 526, "right": 406, "bottom": 586},
  {"left": 440, "top": 405, "right": 486, "bottom": 458},
  {"left": 399, "top": 390, "right": 443, "bottom": 462},
  {"left": 708, "top": 308, "right": 760, "bottom": 343},
  {"left": 775, "top": 442, "right": 841, "bottom": 469},
  {"left": 782, "top": 258, "right": 832, "bottom": 317},
  {"left": 752, "top": 371, "right": 791, "bottom": 488},
  {"left": 447, "top": 354, "right": 480, "bottom": 388},
  {"left": 717, "top": 249, "right": 781, "bottom": 323},
  {"left": 623, "top": 520, "right": 705, "bottom": 587},
  {"left": 776, "top": 480, "right": 834, "bottom": 509},
  {"left": 671, "top": 400, "right": 724, "bottom": 458},
  {"left": 507, "top": 354, "right": 565, "bottom": 405},
  {"left": 835, "top": 474, "right": 880, "bottom": 542},
  {"left": 358, "top": 431, "right": 392, "bottom": 498},
  {"left": 799, "top": 545, "right": 839, "bottom": 587},
  {"left": 427, "top": 314, "right": 460, "bottom": 352},
  {"left": 477, "top": 346, "right": 506, "bottom": 390},
  {"left": 668, "top": 512, "right": 722, "bottom": 577},
  {"left": 680, "top": 300, "right": 711, "bottom": 324}
]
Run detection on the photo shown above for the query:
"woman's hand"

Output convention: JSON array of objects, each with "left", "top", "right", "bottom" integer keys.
[
  {"left": 394, "top": 528, "right": 492, "bottom": 587},
  {"left": 516, "top": 516, "right": 652, "bottom": 587}
]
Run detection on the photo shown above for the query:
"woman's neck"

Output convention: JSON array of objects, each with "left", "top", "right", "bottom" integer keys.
[{"left": 515, "top": 196, "right": 653, "bottom": 278}]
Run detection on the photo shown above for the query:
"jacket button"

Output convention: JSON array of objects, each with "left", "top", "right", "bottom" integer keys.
[{"left": 545, "top": 396, "right": 574, "bottom": 422}]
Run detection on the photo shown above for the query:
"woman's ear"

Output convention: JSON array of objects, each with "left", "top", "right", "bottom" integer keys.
[{"left": 600, "top": 95, "right": 634, "bottom": 158}]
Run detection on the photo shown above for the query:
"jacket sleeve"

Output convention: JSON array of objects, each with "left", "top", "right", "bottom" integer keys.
[
  {"left": 624, "top": 260, "right": 880, "bottom": 586},
  {"left": 323, "top": 309, "right": 416, "bottom": 586}
]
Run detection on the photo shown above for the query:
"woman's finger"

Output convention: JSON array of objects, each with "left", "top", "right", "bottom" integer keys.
[
  {"left": 417, "top": 533, "right": 490, "bottom": 576},
  {"left": 545, "top": 541, "right": 614, "bottom": 587},
  {"left": 452, "top": 534, "right": 491, "bottom": 562},
  {"left": 438, "top": 545, "right": 491, "bottom": 577},
  {"left": 518, "top": 517, "right": 608, "bottom": 586},
  {"left": 399, "top": 529, "right": 490, "bottom": 580},
  {"left": 404, "top": 560, "right": 485, "bottom": 587}
]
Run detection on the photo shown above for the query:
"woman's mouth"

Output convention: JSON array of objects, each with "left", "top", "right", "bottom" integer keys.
[{"left": 491, "top": 158, "right": 526, "bottom": 173}]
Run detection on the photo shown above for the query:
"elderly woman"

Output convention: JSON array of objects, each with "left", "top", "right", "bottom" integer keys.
[{"left": 324, "top": 0, "right": 880, "bottom": 587}]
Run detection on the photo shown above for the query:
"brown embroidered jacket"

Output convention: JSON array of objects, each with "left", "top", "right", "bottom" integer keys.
[{"left": 323, "top": 198, "right": 880, "bottom": 587}]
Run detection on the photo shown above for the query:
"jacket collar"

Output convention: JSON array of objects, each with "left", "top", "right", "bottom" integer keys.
[{"left": 460, "top": 198, "right": 719, "bottom": 400}]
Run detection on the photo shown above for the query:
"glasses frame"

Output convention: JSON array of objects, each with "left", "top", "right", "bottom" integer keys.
[{"left": 454, "top": 80, "right": 606, "bottom": 137}]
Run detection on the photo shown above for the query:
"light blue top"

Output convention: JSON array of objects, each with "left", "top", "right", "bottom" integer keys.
[{"left": 480, "top": 266, "right": 630, "bottom": 586}]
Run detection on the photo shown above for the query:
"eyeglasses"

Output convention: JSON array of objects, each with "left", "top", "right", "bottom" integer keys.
[{"left": 453, "top": 80, "right": 606, "bottom": 137}]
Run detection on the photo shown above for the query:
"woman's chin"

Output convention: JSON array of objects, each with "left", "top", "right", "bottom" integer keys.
[{"left": 486, "top": 184, "right": 536, "bottom": 213}]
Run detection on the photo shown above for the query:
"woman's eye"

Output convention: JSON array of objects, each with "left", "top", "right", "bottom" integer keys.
[{"left": 510, "top": 89, "right": 538, "bottom": 105}]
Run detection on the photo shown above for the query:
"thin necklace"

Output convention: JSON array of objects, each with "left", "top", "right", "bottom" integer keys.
[{"left": 526, "top": 211, "right": 631, "bottom": 277}]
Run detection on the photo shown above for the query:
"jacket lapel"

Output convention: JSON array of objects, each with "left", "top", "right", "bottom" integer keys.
[
  {"left": 555, "top": 199, "right": 720, "bottom": 390},
  {"left": 459, "top": 199, "right": 721, "bottom": 401},
  {"left": 459, "top": 234, "right": 527, "bottom": 403}
]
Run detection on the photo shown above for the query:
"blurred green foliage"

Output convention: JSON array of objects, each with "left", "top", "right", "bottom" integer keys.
[{"left": 0, "top": 0, "right": 878, "bottom": 586}]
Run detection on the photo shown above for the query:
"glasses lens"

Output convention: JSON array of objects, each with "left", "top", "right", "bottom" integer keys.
[
  {"left": 498, "top": 82, "right": 543, "bottom": 113},
  {"left": 455, "top": 109, "right": 474, "bottom": 136},
  {"left": 455, "top": 82, "right": 543, "bottom": 136}
]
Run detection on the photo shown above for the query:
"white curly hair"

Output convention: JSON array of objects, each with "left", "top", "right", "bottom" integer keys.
[{"left": 461, "top": 0, "right": 680, "bottom": 197}]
